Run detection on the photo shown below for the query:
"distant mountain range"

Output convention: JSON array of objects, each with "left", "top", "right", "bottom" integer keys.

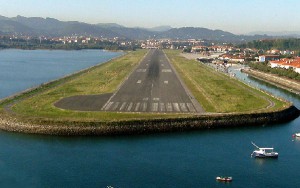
[
  {"left": 248, "top": 31, "right": 300, "bottom": 38},
  {"left": 0, "top": 15, "right": 276, "bottom": 43}
]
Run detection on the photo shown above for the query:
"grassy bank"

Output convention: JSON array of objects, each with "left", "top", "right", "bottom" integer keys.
[
  {"left": 1, "top": 50, "right": 189, "bottom": 123},
  {"left": 164, "top": 50, "right": 288, "bottom": 113}
]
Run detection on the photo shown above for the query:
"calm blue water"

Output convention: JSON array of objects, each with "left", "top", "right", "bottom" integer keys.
[
  {"left": 0, "top": 49, "right": 123, "bottom": 99},
  {"left": 0, "top": 54, "right": 299, "bottom": 187}
]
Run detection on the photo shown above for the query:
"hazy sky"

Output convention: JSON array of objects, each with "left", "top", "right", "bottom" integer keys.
[{"left": 0, "top": 0, "right": 299, "bottom": 34}]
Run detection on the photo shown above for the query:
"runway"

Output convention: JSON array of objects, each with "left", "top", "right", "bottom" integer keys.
[{"left": 102, "top": 49, "right": 203, "bottom": 113}]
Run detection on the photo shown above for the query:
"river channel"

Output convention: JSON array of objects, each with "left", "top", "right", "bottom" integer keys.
[{"left": 0, "top": 50, "right": 299, "bottom": 187}]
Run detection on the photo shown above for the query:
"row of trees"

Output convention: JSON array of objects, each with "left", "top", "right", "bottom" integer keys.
[
  {"left": 248, "top": 62, "right": 300, "bottom": 81},
  {"left": 239, "top": 38, "right": 300, "bottom": 52}
]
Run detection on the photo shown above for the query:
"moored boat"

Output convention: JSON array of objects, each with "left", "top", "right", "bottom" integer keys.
[
  {"left": 251, "top": 142, "right": 278, "bottom": 158},
  {"left": 292, "top": 133, "right": 300, "bottom": 137},
  {"left": 216, "top": 176, "right": 233, "bottom": 182}
]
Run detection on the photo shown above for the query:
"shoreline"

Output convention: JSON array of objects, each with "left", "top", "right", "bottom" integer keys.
[
  {"left": 0, "top": 105, "right": 299, "bottom": 136},
  {"left": 242, "top": 69, "right": 300, "bottom": 94}
]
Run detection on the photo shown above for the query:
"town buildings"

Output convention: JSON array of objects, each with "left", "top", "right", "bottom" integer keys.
[{"left": 270, "top": 58, "right": 300, "bottom": 74}]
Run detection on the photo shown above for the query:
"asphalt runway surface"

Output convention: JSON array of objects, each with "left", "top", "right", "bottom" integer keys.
[
  {"left": 55, "top": 93, "right": 112, "bottom": 111},
  {"left": 101, "top": 49, "right": 203, "bottom": 113}
]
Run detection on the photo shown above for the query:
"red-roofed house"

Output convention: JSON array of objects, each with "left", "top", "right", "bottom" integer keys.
[{"left": 270, "top": 58, "right": 300, "bottom": 74}]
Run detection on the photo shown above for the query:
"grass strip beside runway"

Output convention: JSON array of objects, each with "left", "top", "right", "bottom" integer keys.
[{"left": 164, "top": 50, "right": 288, "bottom": 113}]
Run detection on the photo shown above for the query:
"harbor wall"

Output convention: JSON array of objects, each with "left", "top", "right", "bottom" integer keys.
[{"left": 0, "top": 105, "right": 298, "bottom": 136}]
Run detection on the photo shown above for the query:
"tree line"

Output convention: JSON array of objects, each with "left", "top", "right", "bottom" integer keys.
[
  {"left": 239, "top": 38, "right": 300, "bottom": 52},
  {"left": 248, "top": 62, "right": 300, "bottom": 81}
]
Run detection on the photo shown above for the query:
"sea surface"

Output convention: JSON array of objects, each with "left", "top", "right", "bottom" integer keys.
[
  {"left": 0, "top": 52, "right": 299, "bottom": 187},
  {"left": 0, "top": 49, "right": 123, "bottom": 99}
]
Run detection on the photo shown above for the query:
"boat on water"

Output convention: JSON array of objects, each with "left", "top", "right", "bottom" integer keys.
[
  {"left": 292, "top": 133, "right": 300, "bottom": 137},
  {"left": 216, "top": 176, "right": 232, "bottom": 182},
  {"left": 251, "top": 142, "right": 278, "bottom": 158}
]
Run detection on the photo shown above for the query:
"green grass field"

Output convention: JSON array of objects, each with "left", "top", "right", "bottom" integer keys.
[
  {"left": 164, "top": 50, "right": 287, "bottom": 113},
  {"left": 0, "top": 49, "right": 289, "bottom": 124}
]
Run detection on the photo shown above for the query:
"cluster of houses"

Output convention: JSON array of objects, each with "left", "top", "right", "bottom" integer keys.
[
  {"left": 269, "top": 58, "right": 300, "bottom": 74},
  {"left": 256, "top": 55, "right": 300, "bottom": 73},
  {"left": 50, "top": 36, "right": 127, "bottom": 45},
  {"left": 189, "top": 44, "right": 300, "bottom": 74}
]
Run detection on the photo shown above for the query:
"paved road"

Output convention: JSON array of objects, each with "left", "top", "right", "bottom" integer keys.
[{"left": 102, "top": 49, "right": 203, "bottom": 113}]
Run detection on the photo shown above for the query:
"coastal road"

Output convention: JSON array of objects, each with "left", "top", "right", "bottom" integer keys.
[{"left": 102, "top": 49, "right": 204, "bottom": 113}]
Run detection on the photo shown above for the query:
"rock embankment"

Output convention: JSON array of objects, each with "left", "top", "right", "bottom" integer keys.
[
  {"left": 242, "top": 69, "right": 300, "bottom": 94},
  {"left": 0, "top": 105, "right": 299, "bottom": 136}
]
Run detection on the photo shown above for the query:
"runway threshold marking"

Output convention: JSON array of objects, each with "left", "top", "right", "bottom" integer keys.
[
  {"left": 173, "top": 103, "right": 180, "bottom": 112},
  {"left": 166, "top": 103, "right": 172, "bottom": 112},
  {"left": 160, "top": 103, "right": 165, "bottom": 111},
  {"left": 135, "top": 102, "right": 140, "bottom": 111},
  {"left": 180, "top": 103, "right": 188, "bottom": 112},
  {"left": 127, "top": 102, "right": 133, "bottom": 111},
  {"left": 119, "top": 102, "right": 127, "bottom": 111},
  {"left": 152, "top": 103, "right": 159, "bottom": 112},
  {"left": 104, "top": 102, "right": 114, "bottom": 111},
  {"left": 186, "top": 103, "right": 196, "bottom": 112},
  {"left": 104, "top": 102, "right": 197, "bottom": 113},
  {"left": 142, "top": 102, "right": 147, "bottom": 111},
  {"left": 112, "top": 102, "right": 119, "bottom": 110}
]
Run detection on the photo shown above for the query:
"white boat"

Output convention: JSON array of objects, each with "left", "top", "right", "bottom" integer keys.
[
  {"left": 293, "top": 133, "right": 300, "bottom": 137},
  {"left": 251, "top": 142, "right": 278, "bottom": 158},
  {"left": 216, "top": 176, "right": 232, "bottom": 182}
]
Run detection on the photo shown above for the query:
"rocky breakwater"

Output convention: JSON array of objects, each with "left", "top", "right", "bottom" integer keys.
[{"left": 0, "top": 105, "right": 299, "bottom": 136}]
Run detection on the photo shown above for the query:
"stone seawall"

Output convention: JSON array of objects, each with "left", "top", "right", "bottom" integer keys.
[
  {"left": 0, "top": 105, "right": 298, "bottom": 136},
  {"left": 242, "top": 69, "right": 300, "bottom": 93}
]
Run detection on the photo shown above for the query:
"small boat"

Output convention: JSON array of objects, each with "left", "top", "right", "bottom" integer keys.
[
  {"left": 251, "top": 142, "right": 278, "bottom": 158},
  {"left": 292, "top": 133, "right": 300, "bottom": 137},
  {"left": 216, "top": 176, "right": 233, "bottom": 182}
]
